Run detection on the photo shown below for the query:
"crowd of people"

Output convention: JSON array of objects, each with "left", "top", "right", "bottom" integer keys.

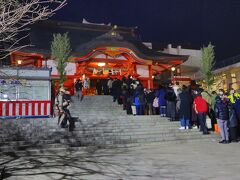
[
  {"left": 55, "top": 75, "right": 240, "bottom": 144},
  {"left": 105, "top": 76, "right": 240, "bottom": 144}
]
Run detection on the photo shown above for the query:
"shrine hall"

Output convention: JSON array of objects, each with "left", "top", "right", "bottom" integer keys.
[{"left": 10, "top": 21, "right": 188, "bottom": 94}]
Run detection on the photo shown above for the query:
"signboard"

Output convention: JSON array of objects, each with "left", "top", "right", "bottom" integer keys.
[
  {"left": 136, "top": 65, "right": 149, "bottom": 78},
  {"left": 45, "top": 60, "right": 76, "bottom": 75}
]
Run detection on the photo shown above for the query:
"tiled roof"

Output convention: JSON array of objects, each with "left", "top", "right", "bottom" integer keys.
[{"left": 22, "top": 20, "right": 188, "bottom": 63}]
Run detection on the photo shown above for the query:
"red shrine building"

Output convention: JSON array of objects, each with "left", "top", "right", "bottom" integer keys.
[{"left": 11, "top": 21, "right": 188, "bottom": 94}]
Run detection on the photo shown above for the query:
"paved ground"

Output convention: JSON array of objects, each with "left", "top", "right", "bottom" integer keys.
[{"left": 1, "top": 140, "right": 240, "bottom": 180}]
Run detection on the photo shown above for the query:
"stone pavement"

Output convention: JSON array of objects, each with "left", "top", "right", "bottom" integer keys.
[{"left": 1, "top": 140, "right": 240, "bottom": 180}]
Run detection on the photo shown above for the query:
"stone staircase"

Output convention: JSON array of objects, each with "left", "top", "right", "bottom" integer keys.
[{"left": 0, "top": 95, "right": 218, "bottom": 153}]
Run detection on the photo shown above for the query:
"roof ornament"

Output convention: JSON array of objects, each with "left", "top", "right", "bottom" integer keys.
[{"left": 82, "top": 18, "right": 111, "bottom": 26}]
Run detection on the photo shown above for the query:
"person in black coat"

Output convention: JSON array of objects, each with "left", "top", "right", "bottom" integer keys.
[
  {"left": 178, "top": 87, "right": 192, "bottom": 129},
  {"left": 229, "top": 104, "right": 238, "bottom": 142},
  {"left": 96, "top": 79, "right": 102, "bottom": 95},
  {"left": 102, "top": 79, "right": 109, "bottom": 95},
  {"left": 126, "top": 75, "right": 133, "bottom": 89},
  {"left": 215, "top": 96, "right": 230, "bottom": 144},
  {"left": 165, "top": 85, "right": 177, "bottom": 121},
  {"left": 112, "top": 78, "right": 122, "bottom": 103},
  {"left": 146, "top": 89, "right": 155, "bottom": 115}
]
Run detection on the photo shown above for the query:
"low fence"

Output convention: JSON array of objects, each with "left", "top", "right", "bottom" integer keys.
[{"left": 0, "top": 100, "right": 52, "bottom": 119}]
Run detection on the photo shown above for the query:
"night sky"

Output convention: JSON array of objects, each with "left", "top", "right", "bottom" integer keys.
[{"left": 52, "top": 0, "right": 240, "bottom": 62}]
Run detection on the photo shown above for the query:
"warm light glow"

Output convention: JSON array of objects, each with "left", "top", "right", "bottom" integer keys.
[
  {"left": 17, "top": 60, "right": 22, "bottom": 65},
  {"left": 82, "top": 74, "right": 85, "bottom": 79},
  {"left": 171, "top": 67, "right": 176, "bottom": 71},
  {"left": 111, "top": 32, "right": 117, "bottom": 36},
  {"left": 98, "top": 62, "right": 106, "bottom": 67},
  {"left": 152, "top": 75, "right": 155, "bottom": 79},
  {"left": 3, "top": 94, "right": 8, "bottom": 99}
]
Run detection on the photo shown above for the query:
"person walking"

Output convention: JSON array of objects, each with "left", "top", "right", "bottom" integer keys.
[
  {"left": 74, "top": 79, "right": 83, "bottom": 101},
  {"left": 156, "top": 85, "right": 167, "bottom": 117},
  {"left": 229, "top": 104, "right": 238, "bottom": 142},
  {"left": 146, "top": 89, "right": 155, "bottom": 115},
  {"left": 214, "top": 96, "right": 229, "bottom": 144},
  {"left": 55, "top": 88, "right": 74, "bottom": 131},
  {"left": 134, "top": 85, "right": 145, "bottom": 115},
  {"left": 209, "top": 91, "right": 217, "bottom": 131},
  {"left": 178, "top": 86, "right": 192, "bottom": 130},
  {"left": 96, "top": 79, "right": 102, "bottom": 95},
  {"left": 107, "top": 78, "right": 113, "bottom": 95},
  {"left": 228, "top": 88, "right": 240, "bottom": 135},
  {"left": 193, "top": 90, "right": 209, "bottom": 135},
  {"left": 165, "top": 84, "right": 177, "bottom": 121}
]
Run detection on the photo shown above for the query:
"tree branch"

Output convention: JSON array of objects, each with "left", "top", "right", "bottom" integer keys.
[{"left": 0, "top": 0, "right": 67, "bottom": 58}]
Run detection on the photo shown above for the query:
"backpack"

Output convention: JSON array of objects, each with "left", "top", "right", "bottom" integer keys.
[
  {"left": 153, "top": 97, "right": 159, "bottom": 108},
  {"left": 194, "top": 96, "right": 208, "bottom": 113}
]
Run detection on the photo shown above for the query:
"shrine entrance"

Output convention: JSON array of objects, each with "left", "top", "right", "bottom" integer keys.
[
  {"left": 74, "top": 47, "right": 152, "bottom": 95},
  {"left": 8, "top": 21, "right": 189, "bottom": 96}
]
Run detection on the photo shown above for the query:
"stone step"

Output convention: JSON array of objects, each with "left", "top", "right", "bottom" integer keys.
[
  {"left": 0, "top": 95, "right": 217, "bottom": 150},
  {"left": 0, "top": 129, "right": 216, "bottom": 143},
  {"left": 0, "top": 124, "right": 194, "bottom": 132},
  {"left": 1, "top": 130, "right": 207, "bottom": 143},
  {"left": 59, "top": 133, "right": 218, "bottom": 146},
  {"left": 0, "top": 143, "right": 69, "bottom": 152},
  {"left": 0, "top": 125, "right": 190, "bottom": 136},
  {"left": 4, "top": 137, "right": 218, "bottom": 156},
  {"left": 0, "top": 133, "right": 218, "bottom": 150},
  {"left": 0, "top": 120, "right": 181, "bottom": 129},
  {"left": 0, "top": 130, "right": 215, "bottom": 144},
  {"left": 0, "top": 134, "right": 217, "bottom": 152}
]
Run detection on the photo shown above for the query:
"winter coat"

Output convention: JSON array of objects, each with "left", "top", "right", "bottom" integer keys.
[
  {"left": 165, "top": 88, "right": 176, "bottom": 102},
  {"left": 214, "top": 97, "right": 229, "bottom": 120},
  {"left": 112, "top": 79, "right": 122, "bottom": 97},
  {"left": 74, "top": 81, "right": 83, "bottom": 91},
  {"left": 146, "top": 91, "right": 155, "bottom": 104},
  {"left": 194, "top": 96, "right": 208, "bottom": 113},
  {"left": 156, "top": 89, "right": 167, "bottom": 106},
  {"left": 178, "top": 90, "right": 192, "bottom": 119},
  {"left": 229, "top": 105, "right": 238, "bottom": 127},
  {"left": 134, "top": 90, "right": 146, "bottom": 106}
]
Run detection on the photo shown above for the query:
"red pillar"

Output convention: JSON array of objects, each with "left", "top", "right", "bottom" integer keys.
[
  {"left": 37, "top": 57, "right": 43, "bottom": 67},
  {"left": 11, "top": 53, "right": 15, "bottom": 65},
  {"left": 149, "top": 65, "right": 153, "bottom": 89}
]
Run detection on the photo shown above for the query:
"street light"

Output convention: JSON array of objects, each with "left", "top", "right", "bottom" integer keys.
[
  {"left": 98, "top": 62, "right": 106, "bottom": 67},
  {"left": 17, "top": 60, "right": 22, "bottom": 65}
]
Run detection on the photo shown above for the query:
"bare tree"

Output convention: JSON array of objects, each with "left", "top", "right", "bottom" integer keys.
[{"left": 0, "top": 0, "right": 67, "bottom": 57}]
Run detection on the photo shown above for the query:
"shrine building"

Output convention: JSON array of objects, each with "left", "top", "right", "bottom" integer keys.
[{"left": 10, "top": 21, "right": 188, "bottom": 94}]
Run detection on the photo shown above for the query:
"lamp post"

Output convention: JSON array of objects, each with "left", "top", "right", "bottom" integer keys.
[{"left": 17, "top": 60, "right": 22, "bottom": 65}]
